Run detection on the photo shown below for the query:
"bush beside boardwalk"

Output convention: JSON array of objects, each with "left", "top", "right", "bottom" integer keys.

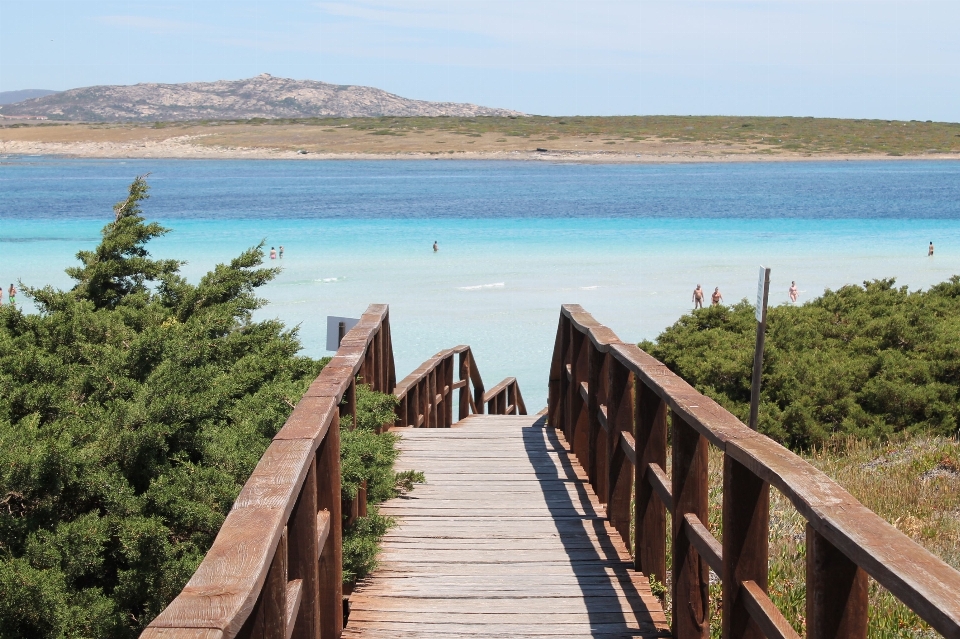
[
  {"left": 0, "top": 178, "right": 413, "bottom": 639},
  {"left": 643, "top": 282, "right": 960, "bottom": 637},
  {"left": 643, "top": 279, "right": 960, "bottom": 449}
]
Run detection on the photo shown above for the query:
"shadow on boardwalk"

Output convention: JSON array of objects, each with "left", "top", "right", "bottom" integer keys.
[
  {"left": 524, "top": 417, "right": 669, "bottom": 637},
  {"left": 344, "top": 414, "right": 667, "bottom": 638}
]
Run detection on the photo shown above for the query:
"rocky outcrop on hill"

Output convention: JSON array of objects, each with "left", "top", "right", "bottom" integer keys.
[{"left": 0, "top": 74, "right": 523, "bottom": 121}]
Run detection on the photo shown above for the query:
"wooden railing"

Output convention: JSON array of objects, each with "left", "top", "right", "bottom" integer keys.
[
  {"left": 548, "top": 304, "right": 960, "bottom": 639},
  {"left": 142, "top": 304, "right": 396, "bottom": 639},
  {"left": 393, "top": 345, "right": 526, "bottom": 428}
]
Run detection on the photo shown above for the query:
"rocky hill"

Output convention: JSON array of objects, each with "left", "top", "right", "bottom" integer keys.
[{"left": 0, "top": 74, "right": 523, "bottom": 121}]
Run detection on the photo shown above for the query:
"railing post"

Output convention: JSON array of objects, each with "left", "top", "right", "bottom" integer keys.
[
  {"left": 806, "top": 524, "right": 868, "bottom": 639},
  {"left": 246, "top": 528, "right": 288, "bottom": 639},
  {"left": 569, "top": 326, "right": 588, "bottom": 463},
  {"left": 722, "top": 456, "right": 769, "bottom": 639},
  {"left": 317, "top": 413, "right": 343, "bottom": 638},
  {"left": 636, "top": 381, "right": 667, "bottom": 585},
  {"left": 429, "top": 369, "right": 438, "bottom": 427},
  {"left": 471, "top": 352, "right": 484, "bottom": 415},
  {"left": 549, "top": 314, "right": 569, "bottom": 429},
  {"left": 289, "top": 458, "right": 319, "bottom": 639},
  {"left": 673, "top": 411, "right": 709, "bottom": 639},
  {"left": 586, "top": 341, "right": 602, "bottom": 492},
  {"left": 375, "top": 327, "right": 384, "bottom": 392},
  {"left": 345, "top": 378, "right": 357, "bottom": 430},
  {"left": 459, "top": 351, "right": 470, "bottom": 421},
  {"left": 606, "top": 359, "right": 632, "bottom": 546},
  {"left": 444, "top": 356, "right": 454, "bottom": 427}
]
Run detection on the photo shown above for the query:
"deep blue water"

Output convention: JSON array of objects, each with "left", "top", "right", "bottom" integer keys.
[{"left": 3, "top": 157, "right": 960, "bottom": 221}]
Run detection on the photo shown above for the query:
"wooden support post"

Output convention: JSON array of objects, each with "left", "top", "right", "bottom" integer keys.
[
  {"left": 586, "top": 342, "right": 602, "bottom": 491},
  {"left": 806, "top": 524, "right": 868, "bottom": 639},
  {"left": 570, "top": 329, "right": 589, "bottom": 463},
  {"left": 385, "top": 318, "right": 396, "bottom": 391},
  {"left": 344, "top": 378, "right": 357, "bottom": 430},
  {"left": 376, "top": 327, "right": 384, "bottom": 392},
  {"left": 459, "top": 351, "right": 470, "bottom": 421},
  {"left": 471, "top": 352, "right": 484, "bottom": 415},
  {"left": 636, "top": 381, "right": 667, "bottom": 584},
  {"left": 673, "top": 411, "right": 709, "bottom": 639},
  {"left": 445, "top": 356, "right": 454, "bottom": 427},
  {"left": 722, "top": 456, "right": 769, "bottom": 639},
  {"left": 247, "top": 528, "right": 288, "bottom": 639},
  {"left": 565, "top": 322, "right": 581, "bottom": 443},
  {"left": 606, "top": 360, "right": 632, "bottom": 546},
  {"left": 317, "top": 414, "right": 343, "bottom": 639},
  {"left": 288, "top": 459, "right": 319, "bottom": 639},
  {"left": 429, "top": 370, "right": 438, "bottom": 427},
  {"left": 551, "top": 316, "right": 569, "bottom": 430}
]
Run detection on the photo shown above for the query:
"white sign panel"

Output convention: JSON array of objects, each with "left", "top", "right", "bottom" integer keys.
[
  {"left": 326, "top": 316, "right": 360, "bottom": 351},
  {"left": 756, "top": 267, "right": 766, "bottom": 322}
]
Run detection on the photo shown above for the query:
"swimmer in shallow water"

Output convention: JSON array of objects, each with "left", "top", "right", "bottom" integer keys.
[
  {"left": 692, "top": 284, "right": 704, "bottom": 309},
  {"left": 270, "top": 247, "right": 277, "bottom": 260},
  {"left": 711, "top": 287, "right": 723, "bottom": 306},
  {"left": 433, "top": 241, "right": 438, "bottom": 252},
  {"left": 789, "top": 281, "right": 799, "bottom": 303}
]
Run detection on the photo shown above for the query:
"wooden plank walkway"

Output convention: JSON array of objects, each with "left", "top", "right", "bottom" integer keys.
[{"left": 343, "top": 414, "right": 669, "bottom": 638}]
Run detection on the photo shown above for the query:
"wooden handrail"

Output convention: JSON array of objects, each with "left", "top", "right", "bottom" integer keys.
[
  {"left": 141, "top": 304, "right": 396, "bottom": 639},
  {"left": 548, "top": 304, "right": 960, "bottom": 639},
  {"left": 394, "top": 346, "right": 525, "bottom": 427}
]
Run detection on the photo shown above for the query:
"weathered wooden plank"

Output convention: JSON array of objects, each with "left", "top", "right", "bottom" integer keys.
[{"left": 346, "top": 413, "right": 667, "bottom": 639}]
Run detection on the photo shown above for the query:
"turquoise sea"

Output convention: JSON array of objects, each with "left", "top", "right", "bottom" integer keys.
[{"left": 3, "top": 157, "right": 960, "bottom": 409}]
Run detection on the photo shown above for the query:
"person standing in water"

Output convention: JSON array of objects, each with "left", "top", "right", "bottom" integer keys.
[
  {"left": 279, "top": 246, "right": 284, "bottom": 259},
  {"left": 433, "top": 241, "right": 438, "bottom": 252},
  {"left": 711, "top": 287, "right": 723, "bottom": 306},
  {"left": 929, "top": 241, "right": 935, "bottom": 257},
  {"left": 692, "top": 284, "right": 704, "bottom": 309},
  {"left": 8, "top": 284, "right": 15, "bottom": 305},
  {"left": 789, "top": 281, "right": 799, "bottom": 303},
  {"left": 270, "top": 247, "right": 277, "bottom": 260}
]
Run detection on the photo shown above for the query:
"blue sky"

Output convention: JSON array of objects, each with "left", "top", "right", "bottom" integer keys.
[{"left": 1, "top": 0, "right": 958, "bottom": 120}]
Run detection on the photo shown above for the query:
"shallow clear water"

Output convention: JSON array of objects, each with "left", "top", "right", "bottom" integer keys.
[{"left": 3, "top": 157, "right": 960, "bottom": 408}]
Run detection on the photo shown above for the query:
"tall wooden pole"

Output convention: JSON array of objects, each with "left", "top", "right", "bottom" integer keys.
[{"left": 749, "top": 267, "right": 771, "bottom": 431}]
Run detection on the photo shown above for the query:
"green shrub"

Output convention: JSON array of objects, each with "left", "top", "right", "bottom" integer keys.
[
  {"left": 642, "top": 278, "right": 960, "bottom": 449},
  {"left": 0, "top": 176, "right": 416, "bottom": 637}
]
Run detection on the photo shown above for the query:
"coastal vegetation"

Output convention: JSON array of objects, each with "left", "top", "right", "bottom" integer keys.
[
  {"left": 643, "top": 280, "right": 960, "bottom": 637},
  {"left": 0, "top": 178, "right": 411, "bottom": 638},
  {"left": 4, "top": 115, "right": 959, "bottom": 158},
  {"left": 643, "top": 278, "right": 960, "bottom": 449}
]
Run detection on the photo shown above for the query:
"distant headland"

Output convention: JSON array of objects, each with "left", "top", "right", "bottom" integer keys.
[
  {"left": 0, "top": 74, "right": 958, "bottom": 162},
  {"left": 0, "top": 74, "right": 523, "bottom": 121}
]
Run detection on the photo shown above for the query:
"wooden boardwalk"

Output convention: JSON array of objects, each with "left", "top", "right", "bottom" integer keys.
[{"left": 343, "top": 414, "right": 669, "bottom": 638}]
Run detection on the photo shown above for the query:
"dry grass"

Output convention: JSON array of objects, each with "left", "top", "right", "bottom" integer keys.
[
  {"left": 648, "top": 435, "right": 960, "bottom": 638},
  {"left": 2, "top": 116, "right": 959, "bottom": 160}
]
